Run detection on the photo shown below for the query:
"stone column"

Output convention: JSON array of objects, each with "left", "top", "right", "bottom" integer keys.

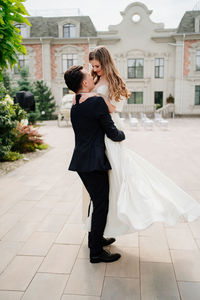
[{"left": 41, "top": 38, "right": 52, "bottom": 88}]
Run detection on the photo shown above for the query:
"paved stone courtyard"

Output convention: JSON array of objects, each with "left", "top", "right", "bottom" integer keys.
[{"left": 0, "top": 118, "right": 200, "bottom": 300}]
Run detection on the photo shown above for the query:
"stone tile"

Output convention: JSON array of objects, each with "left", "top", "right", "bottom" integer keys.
[
  {"left": 37, "top": 214, "right": 67, "bottom": 232},
  {"left": 166, "top": 226, "right": 198, "bottom": 249},
  {"left": 141, "top": 262, "right": 180, "bottom": 300},
  {"left": 139, "top": 222, "right": 165, "bottom": 237},
  {"left": 67, "top": 201, "right": 83, "bottom": 224},
  {"left": 61, "top": 296, "right": 99, "bottom": 300},
  {"left": 50, "top": 202, "right": 76, "bottom": 215},
  {"left": 140, "top": 235, "right": 171, "bottom": 263},
  {"left": 24, "top": 189, "right": 47, "bottom": 201},
  {"left": 0, "top": 291, "right": 24, "bottom": 300},
  {"left": 0, "top": 213, "right": 22, "bottom": 239},
  {"left": 114, "top": 232, "right": 138, "bottom": 248},
  {"left": 171, "top": 249, "right": 200, "bottom": 281},
  {"left": 101, "top": 277, "right": 140, "bottom": 300},
  {"left": 189, "top": 219, "right": 200, "bottom": 238},
  {"left": 106, "top": 247, "right": 139, "bottom": 278},
  {"left": 56, "top": 224, "right": 85, "bottom": 245},
  {"left": 21, "top": 207, "right": 50, "bottom": 223},
  {"left": 7, "top": 200, "right": 36, "bottom": 215},
  {"left": 35, "top": 195, "right": 59, "bottom": 209},
  {"left": 78, "top": 235, "right": 89, "bottom": 259},
  {"left": 0, "top": 256, "right": 43, "bottom": 291},
  {"left": 178, "top": 282, "right": 200, "bottom": 300},
  {"left": 2, "top": 222, "right": 39, "bottom": 242},
  {"left": 18, "top": 232, "right": 57, "bottom": 256},
  {"left": 39, "top": 244, "right": 79, "bottom": 274},
  {"left": 64, "top": 258, "right": 105, "bottom": 296},
  {"left": 21, "top": 273, "right": 68, "bottom": 300},
  {"left": 0, "top": 241, "right": 23, "bottom": 273}
]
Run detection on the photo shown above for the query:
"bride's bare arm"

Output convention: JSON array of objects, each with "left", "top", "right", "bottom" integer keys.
[
  {"left": 103, "top": 98, "right": 116, "bottom": 113},
  {"left": 79, "top": 93, "right": 116, "bottom": 113}
]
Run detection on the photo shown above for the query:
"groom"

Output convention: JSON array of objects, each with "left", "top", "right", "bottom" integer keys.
[{"left": 64, "top": 65, "right": 125, "bottom": 263}]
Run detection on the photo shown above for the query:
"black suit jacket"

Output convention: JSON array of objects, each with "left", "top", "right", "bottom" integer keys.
[{"left": 69, "top": 94, "right": 125, "bottom": 172}]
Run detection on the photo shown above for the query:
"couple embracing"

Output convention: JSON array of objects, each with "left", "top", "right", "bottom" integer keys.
[{"left": 64, "top": 46, "right": 200, "bottom": 264}]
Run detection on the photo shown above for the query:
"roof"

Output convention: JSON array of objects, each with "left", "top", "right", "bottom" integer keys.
[
  {"left": 177, "top": 11, "right": 200, "bottom": 33},
  {"left": 27, "top": 16, "right": 97, "bottom": 37}
]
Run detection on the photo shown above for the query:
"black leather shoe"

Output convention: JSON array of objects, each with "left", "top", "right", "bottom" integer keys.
[
  {"left": 90, "top": 249, "right": 121, "bottom": 263},
  {"left": 102, "top": 237, "right": 116, "bottom": 247}
]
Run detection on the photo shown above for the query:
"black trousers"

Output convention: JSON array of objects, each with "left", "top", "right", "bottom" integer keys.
[{"left": 78, "top": 170, "right": 109, "bottom": 256}]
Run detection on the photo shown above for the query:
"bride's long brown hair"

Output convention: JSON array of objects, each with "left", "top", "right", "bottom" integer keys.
[{"left": 89, "top": 46, "right": 130, "bottom": 102}]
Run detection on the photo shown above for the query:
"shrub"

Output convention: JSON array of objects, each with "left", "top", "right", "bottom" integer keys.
[
  {"left": 166, "top": 94, "right": 174, "bottom": 104},
  {"left": 4, "top": 151, "right": 23, "bottom": 161},
  {"left": 12, "top": 124, "right": 44, "bottom": 153},
  {"left": 36, "top": 144, "right": 49, "bottom": 150},
  {"left": 0, "top": 92, "right": 27, "bottom": 161}
]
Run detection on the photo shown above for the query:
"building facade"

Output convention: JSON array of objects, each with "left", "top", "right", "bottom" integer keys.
[{"left": 11, "top": 2, "right": 200, "bottom": 115}]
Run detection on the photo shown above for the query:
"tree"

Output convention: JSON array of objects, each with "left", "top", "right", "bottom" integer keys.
[
  {"left": 17, "top": 67, "right": 33, "bottom": 92},
  {"left": 0, "top": 0, "right": 31, "bottom": 80},
  {"left": 34, "top": 81, "right": 56, "bottom": 120}
]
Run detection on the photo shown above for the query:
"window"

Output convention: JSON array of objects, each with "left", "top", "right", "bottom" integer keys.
[
  {"left": 196, "top": 51, "right": 200, "bottom": 71},
  {"left": 62, "top": 54, "right": 78, "bottom": 73},
  {"left": 63, "top": 24, "right": 76, "bottom": 38},
  {"left": 15, "top": 24, "right": 28, "bottom": 38},
  {"left": 154, "top": 91, "right": 163, "bottom": 107},
  {"left": 128, "top": 92, "right": 143, "bottom": 104},
  {"left": 155, "top": 58, "right": 164, "bottom": 78},
  {"left": 14, "top": 54, "right": 28, "bottom": 74},
  {"left": 195, "top": 86, "right": 200, "bottom": 105},
  {"left": 128, "top": 59, "right": 144, "bottom": 78}
]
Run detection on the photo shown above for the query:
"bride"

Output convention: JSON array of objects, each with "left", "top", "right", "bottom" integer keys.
[{"left": 81, "top": 46, "right": 200, "bottom": 237}]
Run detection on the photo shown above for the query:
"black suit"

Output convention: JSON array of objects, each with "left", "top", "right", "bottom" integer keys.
[{"left": 69, "top": 94, "right": 125, "bottom": 255}]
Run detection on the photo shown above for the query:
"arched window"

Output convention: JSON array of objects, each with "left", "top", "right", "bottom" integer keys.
[
  {"left": 62, "top": 54, "right": 78, "bottom": 73},
  {"left": 14, "top": 54, "right": 29, "bottom": 74},
  {"left": 15, "top": 24, "right": 28, "bottom": 38},
  {"left": 63, "top": 24, "right": 76, "bottom": 38}
]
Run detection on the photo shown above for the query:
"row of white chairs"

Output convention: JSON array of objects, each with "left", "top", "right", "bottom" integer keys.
[{"left": 123, "top": 112, "right": 169, "bottom": 129}]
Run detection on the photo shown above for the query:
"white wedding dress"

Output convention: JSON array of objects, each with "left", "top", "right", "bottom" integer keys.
[{"left": 85, "top": 85, "right": 200, "bottom": 237}]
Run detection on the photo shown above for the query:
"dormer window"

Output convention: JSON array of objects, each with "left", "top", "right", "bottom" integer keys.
[
  {"left": 63, "top": 24, "right": 76, "bottom": 38},
  {"left": 15, "top": 24, "right": 28, "bottom": 38}
]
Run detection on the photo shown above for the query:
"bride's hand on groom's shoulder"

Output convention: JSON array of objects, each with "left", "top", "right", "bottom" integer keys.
[{"left": 80, "top": 93, "right": 97, "bottom": 103}]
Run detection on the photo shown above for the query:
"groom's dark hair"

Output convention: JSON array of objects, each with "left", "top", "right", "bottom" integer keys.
[{"left": 64, "top": 65, "right": 85, "bottom": 93}]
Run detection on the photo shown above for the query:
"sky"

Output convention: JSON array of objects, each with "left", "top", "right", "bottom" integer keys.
[{"left": 24, "top": 0, "right": 200, "bottom": 31}]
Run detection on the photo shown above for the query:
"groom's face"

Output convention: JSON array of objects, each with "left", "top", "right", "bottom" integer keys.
[{"left": 81, "top": 69, "right": 95, "bottom": 92}]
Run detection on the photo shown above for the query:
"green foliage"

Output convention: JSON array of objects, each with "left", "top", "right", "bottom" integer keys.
[
  {"left": 156, "top": 104, "right": 161, "bottom": 110},
  {"left": 34, "top": 80, "right": 56, "bottom": 120},
  {"left": 15, "top": 67, "right": 40, "bottom": 124},
  {"left": 0, "top": 0, "right": 31, "bottom": 79},
  {"left": 12, "top": 124, "right": 44, "bottom": 153},
  {"left": 0, "top": 92, "right": 27, "bottom": 161},
  {"left": 4, "top": 151, "right": 23, "bottom": 161},
  {"left": 17, "top": 67, "right": 33, "bottom": 92},
  {"left": 27, "top": 107, "right": 41, "bottom": 125},
  {"left": 0, "top": 81, "right": 7, "bottom": 99},
  {"left": 36, "top": 143, "right": 49, "bottom": 150},
  {"left": 2, "top": 71, "right": 12, "bottom": 94}
]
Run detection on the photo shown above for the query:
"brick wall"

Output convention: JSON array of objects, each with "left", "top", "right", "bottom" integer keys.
[
  {"left": 184, "top": 40, "right": 199, "bottom": 77},
  {"left": 25, "top": 44, "right": 43, "bottom": 80},
  {"left": 50, "top": 44, "right": 89, "bottom": 80}
]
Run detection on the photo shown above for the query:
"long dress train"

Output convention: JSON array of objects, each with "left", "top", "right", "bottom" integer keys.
[{"left": 85, "top": 85, "right": 200, "bottom": 237}]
